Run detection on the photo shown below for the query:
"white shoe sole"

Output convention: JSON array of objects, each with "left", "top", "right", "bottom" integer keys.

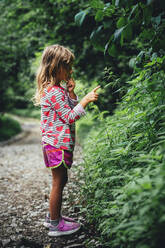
[{"left": 48, "top": 225, "right": 81, "bottom": 237}]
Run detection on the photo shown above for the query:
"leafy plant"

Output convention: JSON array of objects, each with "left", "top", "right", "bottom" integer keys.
[
  {"left": 78, "top": 56, "right": 165, "bottom": 247},
  {"left": 0, "top": 114, "right": 22, "bottom": 141}
]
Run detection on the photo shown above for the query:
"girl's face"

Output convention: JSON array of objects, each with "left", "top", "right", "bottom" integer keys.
[{"left": 59, "top": 65, "right": 73, "bottom": 83}]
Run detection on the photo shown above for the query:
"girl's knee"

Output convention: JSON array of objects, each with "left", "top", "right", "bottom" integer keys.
[{"left": 51, "top": 166, "right": 68, "bottom": 187}]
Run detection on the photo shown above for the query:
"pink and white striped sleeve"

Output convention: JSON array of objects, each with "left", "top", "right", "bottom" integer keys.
[{"left": 47, "top": 88, "right": 86, "bottom": 125}]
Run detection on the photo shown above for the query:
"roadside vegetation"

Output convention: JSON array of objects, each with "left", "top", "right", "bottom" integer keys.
[
  {"left": 78, "top": 56, "right": 165, "bottom": 247},
  {"left": 0, "top": 114, "right": 22, "bottom": 142}
]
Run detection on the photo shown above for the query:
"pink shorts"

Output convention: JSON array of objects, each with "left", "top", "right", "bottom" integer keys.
[{"left": 42, "top": 142, "right": 73, "bottom": 169}]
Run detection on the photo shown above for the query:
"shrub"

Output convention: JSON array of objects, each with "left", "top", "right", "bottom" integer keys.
[
  {"left": 11, "top": 108, "right": 40, "bottom": 119},
  {"left": 80, "top": 57, "right": 165, "bottom": 248},
  {"left": 0, "top": 114, "right": 22, "bottom": 142}
]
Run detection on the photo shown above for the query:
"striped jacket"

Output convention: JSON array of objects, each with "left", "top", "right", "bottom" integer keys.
[{"left": 40, "top": 85, "right": 86, "bottom": 151}]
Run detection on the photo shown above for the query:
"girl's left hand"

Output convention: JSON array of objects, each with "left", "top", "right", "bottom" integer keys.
[{"left": 66, "top": 78, "right": 75, "bottom": 92}]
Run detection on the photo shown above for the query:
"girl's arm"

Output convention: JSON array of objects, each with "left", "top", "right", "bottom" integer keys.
[
  {"left": 47, "top": 88, "right": 85, "bottom": 125},
  {"left": 43, "top": 85, "right": 100, "bottom": 125},
  {"left": 80, "top": 86, "right": 100, "bottom": 108},
  {"left": 67, "top": 79, "right": 100, "bottom": 109}
]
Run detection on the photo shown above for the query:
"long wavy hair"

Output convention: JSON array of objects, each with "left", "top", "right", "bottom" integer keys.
[{"left": 34, "top": 44, "right": 75, "bottom": 105}]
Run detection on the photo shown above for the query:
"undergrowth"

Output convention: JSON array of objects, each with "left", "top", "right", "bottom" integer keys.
[
  {"left": 0, "top": 114, "right": 22, "bottom": 142},
  {"left": 11, "top": 108, "right": 40, "bottom": 119},
  {"left": 79, "top": 57, "right": 165, "bottom": 248}
]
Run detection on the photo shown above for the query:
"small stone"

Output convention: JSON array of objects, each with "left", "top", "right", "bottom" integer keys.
[
  {"left": 2, "top": 239, "right": 10, "bottom": 247},
  {"left": 11, "top": 222, "right": 17, "bottom": 228},
  {"left": 64, "top": 244, "right": 84, "bottom": 248},
  {"left": 10, "top": 234, "right": 17, "bottom": 241},
  {"left": 78, "top": 234, "right": 86, "bottom": 239}
]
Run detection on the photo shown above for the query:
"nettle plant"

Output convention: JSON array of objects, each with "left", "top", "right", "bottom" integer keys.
[{"left": 80, "top": 56, "right": 165, "bottom": 248}]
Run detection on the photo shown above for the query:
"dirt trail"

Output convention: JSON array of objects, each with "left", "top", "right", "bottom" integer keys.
[{"left": 0, "top": 117, "right": 100, "bottom": 248}]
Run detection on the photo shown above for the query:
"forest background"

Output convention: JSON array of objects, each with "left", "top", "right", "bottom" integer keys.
[{"left": 1, "top": 0, "right": 165, "bottom": 247}]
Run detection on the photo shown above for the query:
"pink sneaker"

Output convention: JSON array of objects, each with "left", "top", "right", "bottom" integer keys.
[
  {"left": 48, "top": 218, "right": 81, "bottom": 236},
  {"left": 43, "top": 214, "right": 76, "bottom": 228}
]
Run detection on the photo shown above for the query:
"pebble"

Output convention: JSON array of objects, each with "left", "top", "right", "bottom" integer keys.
[
  {"left": 65, "top": 244, "right": 84, "bottom": 248},
  {"left": 2, "top": 239, "right": 11, "bottom": 247}
]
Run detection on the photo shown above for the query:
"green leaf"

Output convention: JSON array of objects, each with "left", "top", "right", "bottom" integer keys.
[
  {"left": 117, "top": 17, "right": 127, "bottom": 28},
  {"left": 103, "top": 20, "right": 113, "bottom": 29},
  {"left": 159, "top": 214, "right": 165, "bottom": 223},
  {"left": 123, "top": 23, "right": 132, "bottom": 41},
  {"left": 128, "top": 4, "right": 138, "bottom": 20},
  {"left": 143, "top": 6, "right": 153, "bottom": 25},
  {"left": 104, "top": 37, "right": 113, "bottom": 55},
  {"left": 90, "top": 0, "right": 104, "bottom": 9},
  {"left": 120, "top": 32, "right": 124, "bottom": 46},
  {"left": 104, "top": 42, "right": 110, "bottom": 55},
  {"left": 114, "top": 26, "right": 126, "bottom": 41},
  {"left": 95, "top": 189, "right": 104, "bottom": 198},
  {"left": 108, "top": 44, "right": 118, "bottom": 57},
  {"left": 90, "top": 25, "right": 103, "bottom": 41},
  {"left": 151, "top": 15, "right": 161, "bottom": 27},
  {"left": 129, "top": 57, "right": 136, "bottom": 68},
  {"left": 95, "top": 10, "right": 104, "bottom": 21},
  {"left": 74, "top": 10, "right": 88, "bottom": 26},
  {"left": 115, "top": 0, "right": 120, "bottom": 7}
]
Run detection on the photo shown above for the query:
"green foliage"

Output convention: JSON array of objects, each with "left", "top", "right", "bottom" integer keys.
[
  {"left": 79, "top": 57, "right": 165, "bottom": 247},
  {"left": 0, "top": 0, "right": 108, "bottom": 114},
  {"left": 73, "top": 0, "right": 165, "bottom": 113},
  {"left": 75, "top": 10, "right": 88, "bottom": 26},
  {"left": 3, "top": 0, "right": 165, "bottom": 115},
  {"left": 11, "top": 108, "right": 40, "bottom": 119},
  {"left": 76, "top": 112, "right": 95, "bottom": 145},
  {"left": 0, "top": 0, "right": 44, "bottom": 113},
  {"left": 0, "top": 114, "right": 22, "bottom": 141},
  {"left": 85, "top": 0, "right": 165, "bottom": 55}
]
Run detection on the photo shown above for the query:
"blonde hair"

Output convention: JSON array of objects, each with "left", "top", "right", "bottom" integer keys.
[{"left": 34, "top": 44, "right": 75, "bottom": 105}]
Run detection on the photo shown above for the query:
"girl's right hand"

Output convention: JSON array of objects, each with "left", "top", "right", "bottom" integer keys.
[
  {"left": 80, "top": 86, "right": 100, "bottom": 109},
  {"left": 84, "top": 86, "right": 100, "bottom": 103}
]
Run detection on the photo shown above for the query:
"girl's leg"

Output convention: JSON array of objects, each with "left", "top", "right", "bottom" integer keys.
[{"left": 49, "top": 164, "right": 68, "bottom": 220}]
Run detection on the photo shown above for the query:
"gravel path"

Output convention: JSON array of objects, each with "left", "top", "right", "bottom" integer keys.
[{"left": 0, "top": 117, "right": 101, "bottom": 248}]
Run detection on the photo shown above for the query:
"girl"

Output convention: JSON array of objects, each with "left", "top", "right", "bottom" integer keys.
[{"left": 34, "top": 44, "right": 100, "bottom": 237}]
